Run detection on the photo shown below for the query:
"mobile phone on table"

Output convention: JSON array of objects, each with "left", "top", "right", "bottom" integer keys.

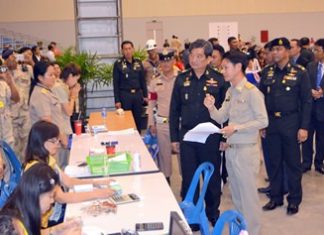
[{"left": 135, "top": 222, "right": 164, "bottom": 231}]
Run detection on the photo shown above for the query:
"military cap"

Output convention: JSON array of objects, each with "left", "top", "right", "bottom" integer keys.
[
  {"left": 2, "top": 48, "right": 14, "bottom": 60},
  {"left": 158, "top": 48, "right": 175, "bottom": 61},
  {"left": 270, "top": 37, "right": 291, "bottom": 49}
]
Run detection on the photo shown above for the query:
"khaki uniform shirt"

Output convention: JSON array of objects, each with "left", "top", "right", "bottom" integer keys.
[
  {"left": 147, "top": 70, "right": 177, "bottom": 126},
  {"left": 29, "top": 84, "right": 65, "bottom": 132},
  {"left": 10, "top": 65, "right": 33, "bottom": 117},
  {"left": 210, "top": 78, "right": 268, "bottom": 144},
  {"left": 52, "top": 79, "right": 73, "bottom": 135},
  {"left": 0, "top": 80, "right": 14, "bottom": 145},
  {"left": 143, "top": 59, "right": 160, "bottom": 88}
]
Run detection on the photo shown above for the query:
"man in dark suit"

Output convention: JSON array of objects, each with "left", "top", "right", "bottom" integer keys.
[
  {"left": 299, "top": 37, "right": 315, "bottom": 66},
  {"left": 290, "top": 39, "right": 308, "bottom": 68},
  {"left": 302, "top": 38, "right": 324, "bottom": 174}
]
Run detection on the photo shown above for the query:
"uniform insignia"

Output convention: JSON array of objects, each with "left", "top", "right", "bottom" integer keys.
[
  {"left": 203, "top": 86, "right": 207, "bottom": 92},
  {"left": 282, "top": 80, "right": 286, "bottom": 84},
  {"left": 286, "top": 87, "right": 291, "bottom": 91},
  {"left": 41, "top": 88, "right": 48, "bottom": 94},
  {"left": 206, "top": 78, "right": 218, "bottom": 87},
  {"left": 0, "top": 101, "right": 4, "bottom": 108},
  {"left": 296, "top": 64, "right": 305, "bottom": 71},
  {"left": 244, "top": 82, "right": 254, "bottom": 89},
  {"left": 185, "top": 93, "right": 189, "bottom": 100},
  {"left": 284, "top": 76, "right": 297, "bottom": 81},
  {"left": 184, "top": 77, "right": 191, "bottom": 87},
  {"left": 279, "top": 39, "right": 283, "bottom": 45}
]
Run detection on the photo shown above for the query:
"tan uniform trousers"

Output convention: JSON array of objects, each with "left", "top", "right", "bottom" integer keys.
[
  {"left": 225, "top": 143, "right": 261, "bottom": 235},
  {"left": 156, "top": 122, "right": 172, "bottom": 177}
]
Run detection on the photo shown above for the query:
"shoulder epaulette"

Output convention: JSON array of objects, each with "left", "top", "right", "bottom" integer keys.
[{"left": 244, "top": 82, "right": 255, "bottom": 89}]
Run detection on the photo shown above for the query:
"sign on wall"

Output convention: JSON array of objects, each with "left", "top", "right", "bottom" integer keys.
[{"left": 208, "top": 22, "right": 238, "bottom": 51}]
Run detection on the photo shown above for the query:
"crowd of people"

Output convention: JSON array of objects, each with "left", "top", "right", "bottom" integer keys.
[
  {"left": 113, "top": 35, "right": 323, "bottom": 235},
  {"left": 0, "top": 33, "right": 323, "bottom": 234}
]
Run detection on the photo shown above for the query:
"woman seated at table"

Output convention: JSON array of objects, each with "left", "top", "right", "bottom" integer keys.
[
  {"left": 1, "top": 163, "right": 82, "bottom": 235},
  {"left": 23, "top": 120, "right": 115, "bottom": 228}
]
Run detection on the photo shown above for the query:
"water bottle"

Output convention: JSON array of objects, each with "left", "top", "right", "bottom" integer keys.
[
  {"left": 101, "top": 107, "right": 107, "bottom": 127},
  {"left": 133, "top": 152, "right": 141, "bottom": 172}
]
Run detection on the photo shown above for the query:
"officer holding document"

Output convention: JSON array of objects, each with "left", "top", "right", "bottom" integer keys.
[
  {"left": 169, "top": 39, "right": 228, "bottom": 230},
  {"left": 204, "top": 51, "right": 268, "bottom": 235}
]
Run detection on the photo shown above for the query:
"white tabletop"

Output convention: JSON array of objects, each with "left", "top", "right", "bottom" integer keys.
[
  {"left": 65, "top": 172, "right": 188, "bottom": 235},
  {"left": 66, "top": 131, "right": 159, "bottom": 177}
]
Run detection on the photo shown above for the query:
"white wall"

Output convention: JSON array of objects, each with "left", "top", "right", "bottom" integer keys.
[{"left": 123, "top": 12, "right": 324, "bottom": 49}]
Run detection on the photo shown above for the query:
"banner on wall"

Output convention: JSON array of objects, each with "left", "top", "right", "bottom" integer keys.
[{"left": 208, "top": 22, "right": 238, "bottom": 51}]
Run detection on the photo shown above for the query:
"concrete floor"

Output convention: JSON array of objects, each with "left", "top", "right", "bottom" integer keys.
[{"left": 169, "top": 157, "right": 324, "bottom": 235}]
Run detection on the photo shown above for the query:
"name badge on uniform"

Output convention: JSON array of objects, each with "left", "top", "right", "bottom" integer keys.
[
  {"left": 206, "top": 78, "right": 218, "bottom": 87},
  {"left": 156, "top": 82, "right": 163, "bottom": 86},
  {"left": 184, "top": 80, "right": 190, "bottom": 87}
]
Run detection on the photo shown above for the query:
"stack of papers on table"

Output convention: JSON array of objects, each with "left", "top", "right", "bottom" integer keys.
[
  {"left": 91, "top": 125, "right": 107, "bottom": 133},
  {"left": 183, "top": 122, "right": 221, "bottom": 144}
]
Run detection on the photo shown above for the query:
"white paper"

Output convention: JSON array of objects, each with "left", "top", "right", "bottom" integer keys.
[
  {"left": 183, "top": 122, "right": 221, "bottom": 143},
  {"left": 107, "top": 128, "right": 135, "bottom": 136}
]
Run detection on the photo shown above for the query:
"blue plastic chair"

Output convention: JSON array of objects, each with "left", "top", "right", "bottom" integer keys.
[
  {"left": 0, "top": 141, "right": 22, "bottom": 208},
  {"left": 212, "top": 210, "right": 247, "bottom": 235},
  {"left": 179, "top": 162, "right": 215, "bottom": 235}
]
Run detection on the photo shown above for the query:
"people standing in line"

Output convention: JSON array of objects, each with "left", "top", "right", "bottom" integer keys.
[
  {"left": 302, "top": 38, "right": 324, "bottom": 174},
  {"left": 204, "top": 50, "right": 268, "bottom": 235},
  {"left": 147, "top": 49, "right": 179, "bottom": 184},
  {"left": 113, "top": 40, "right": 148, "bottom": 132},
  {"left": 2, "top": 49, "right": 32, "bottom": 161},
  {"left": 169, "top": 39, "right": 228, "bottom": 231},
  {"left": 260, "top": 38, "right": 312, "bottom": 215}
]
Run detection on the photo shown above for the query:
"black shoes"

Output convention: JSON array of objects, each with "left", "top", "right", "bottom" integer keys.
[
  {"left": 262, "top": 200, "right": 284, "bottom": 211},
  {"left": 189, "top": 224, "right": 200, "bottom": 232},
  {"left": 287, "top": 204, "right": 299, "bottom": 215},
  {"left": 258, "top": 186, "right": 271, "bottom": 194},
  {"left": 209, "top": 217, "right": 218, "bottom": 227}
]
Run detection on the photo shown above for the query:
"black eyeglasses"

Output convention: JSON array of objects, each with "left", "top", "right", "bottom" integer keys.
[{"left": 46, "top": 138, "right": 61, "bottom": 145}]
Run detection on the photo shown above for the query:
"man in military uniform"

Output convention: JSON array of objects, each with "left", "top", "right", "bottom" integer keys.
[
  {"left": 0, "top": 65, "right": 20, "bottom": 147},
  {"left": 204, "top": 51, "right": 268, "bottom": 235},
  {"left": 113, "top": 41, "right": 148, "bottom": 132},
  {"left": 3, "top": 49, "right": 33, "bottom": 161},
  {"left": 147, "top": 49, "right": 178, "bottom": 183},
  {"left": 260, "top": 38, "right": 312, "bottom": 215},
  {"left": 143, "top": 39, "right": 160, "bottom": 89},
  {"left": 169, "top": 39, "right": 228, "bottom": 231}
]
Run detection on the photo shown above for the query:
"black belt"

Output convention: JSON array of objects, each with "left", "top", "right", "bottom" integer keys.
[
  {"left": 269, "top": 110, "right": 297, "bottom": 118},
  {"left": 121, "top": 88, "right": 140, "bottom": 94}
]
